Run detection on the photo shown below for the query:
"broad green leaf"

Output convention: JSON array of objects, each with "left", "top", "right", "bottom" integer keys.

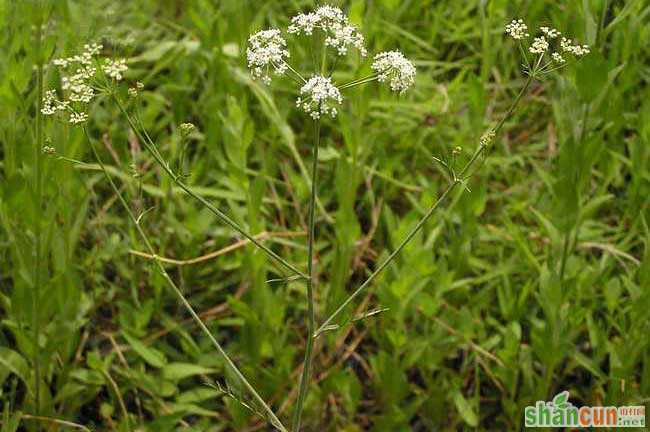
[
  {"left": 453, "top": 391, "right": 478, "bottom": 427},
  {"left": 0, "top": 347, "right": 30, "bottom": 391},
  {"left": 162, "top": 363, "right": 215, "bottom": 381},
  {"left": 122, "top": 332, "right": 167, "bottom": 369}
]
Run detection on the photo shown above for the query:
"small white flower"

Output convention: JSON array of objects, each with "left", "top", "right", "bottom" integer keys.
[
  {"left": 371, "top": 50, "right": 416, "bottom": 93},
  {"left": 247, "top": 29, "right": 290, "bottom": 84},
  {"left": 540, "top": 26, "right": 561, "bottom": 39},
  {"left": 288, "top": 6, "right": 367, "bottom": 56},
  {"left": 529, "top": 36, "right": 549, "bottom": 54},
  {"left": 551, "top": 52, "right": 565, "bottom": 63},
  {"left": 505, "top": 19, "right": 529, "bottom": 40},
  {"left": 69, "top": 111, "right": 88, "bottom": 124},
  {"left": 103, "top": 58, "right": 128, "bottom": 81},
  {"left": 296, "top": 75, "right": 342, "bottom": 119}
]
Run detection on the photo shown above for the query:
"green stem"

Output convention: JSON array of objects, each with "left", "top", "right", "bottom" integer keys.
[
  {"left": 291, "top": 119, "right": 320, "bottom": 431},
  {"left": 33, "top": 3, "right": 44, "bottom": 413},
  {"left": 316, "top": 66, "right": 537, "bottom": 337},
  {"left": 597, "top": 0, "right": 609, "bottom": 47},
  {"left": 338, "top": 74, "right": 379, "bottom": 90},
  {"left": 315, "top": 182, "right": 458, "bottom": 337},
  {"left": 83, "top": 127, "right": 288, "bottom": 432},
  {"left": 113, "top": 96, "right": 308, "bottom": 280},
  {"left": 559, "top": 230, "right": 570, "bottom": 284}
]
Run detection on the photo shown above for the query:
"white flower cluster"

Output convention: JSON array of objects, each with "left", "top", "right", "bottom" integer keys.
[
  {"left": 505, "top": 19, "right": 590, "bottom": 70},
  {"left": 246, "top": 7, "right": 416, "bottom": 118},
  {"left": 43, "top": 43, "right": 132, "bottom": 125},
  {"left": 52, "top": 43, "right": 103, "bottom": 68},
  {"left": 529, "top": 36, "right": 549, "bottom": 54},
  {"left": 246, "top": 29, "right": 290, "bottom": 85},
  {"left": 42, "top": 90, "right": 68, "bottom": 115},
  {"left": 69, "top": 112, "right": 89, "bottom": 124},
  {"left": 505, "top": 19, "right": 529, "bottom": 40},
  {"left": 103, "top": 58, "right": 128, "bottom": 81},
  {"left": 42, "top": 44, "right": 105, "bottom": 124},
  {"left": 371, "top": 51, "right": 416, "bottom": 93},
  {"left": 296, "top": 76, "right": 342, "bottom": 119},
  {"left": 560, "top": 37, "right": 590, "bottom": 56},
  {"left": 288, "top": 6, "right": 367, "bottom": 56},
  {"left": 61, "top": 68, "right": 96, "bottom": 103}
]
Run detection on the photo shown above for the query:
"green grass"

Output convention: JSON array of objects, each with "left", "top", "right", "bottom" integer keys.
[{"left": 1, "top": 0, "right": 649, "bottom": 430}]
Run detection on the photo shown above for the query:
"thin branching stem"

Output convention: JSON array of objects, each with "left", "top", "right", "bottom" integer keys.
[
  {"left": 273, "top": 60, "right": 304, "bottom": 85},
  {"left": 82, "top": 127, "right": 288, "bottom": 432},
  {"left": 32, "top": 2, "right": 44, "bottom": 413},
  {"left": 518, "top": 41, "right": 531, "bottom": 72},
  {"left": 338, "top": 74, "right": 379, "bottom": 90},
  {"left": 291, "top": 119, "right": 320, "bottom": 431},
  {"left": 316, "top": 63, "right": 538, "bottom": 337},
  {"left": 282, "top": 60, "right": 307, "bottom": 84},
  {"left": 112, "top": 96, "right": 308, "bottom": 280},
  {"left": 315, "top": 183, "right": 458, "bottom": 337}
]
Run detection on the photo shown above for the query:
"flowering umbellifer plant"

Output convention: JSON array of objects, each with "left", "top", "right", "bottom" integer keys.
[
  {"left": 246, "top": 6, "right": 416, "bottom": 430},
  {"left": 40, "top": 7, "right": 589, "bottom": 431}
]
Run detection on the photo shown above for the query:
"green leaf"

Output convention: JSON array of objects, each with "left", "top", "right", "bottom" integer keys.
[
  {"left": 453, "top": 391, "right": 478, "bottom": 427},
  {"left": 122, "top": 332, "right": 167, "bottom": 368},
  {"left": 0, "top": 347, "right": 30, "bottom": 391},
  {"left": 162, "top": 363, "right": 215, "bottom": 381},
  {"left": 86, "top": 351, "right": 104, "bottom": 371},
  {"left": 575, "top": 52, "right": 608, "bottom": 102}
]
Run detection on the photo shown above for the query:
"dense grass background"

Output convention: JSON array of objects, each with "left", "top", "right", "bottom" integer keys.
[{"left": 1, "top": 0, "right": 649, "bottom": 430}]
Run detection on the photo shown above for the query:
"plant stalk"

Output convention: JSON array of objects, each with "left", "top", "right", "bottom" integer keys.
[
  {"left": 113, "top": 97, "right": 308, "bottom": 280},
  {"left": 83, "top": 127, "right": 288, "bottom": 432},
  {"left": 316, "top": 67, "right": 537, "bottom": 336},
  {"left": 32, "top": 3, "right": 44, "bottom": 413},
  {"left": 291, "top": 119, "right": 320, "bottom": 431}
]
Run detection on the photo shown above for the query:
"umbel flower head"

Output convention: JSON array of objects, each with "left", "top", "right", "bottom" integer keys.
[
  {"left": 505, "top": 19, "right": 529, "bottom": 40},
  {"left": 288, "top": 5, "right": 367, "bottom": 56},
  {"left": 297, "top": 76, "right": 342, "bottom": 119},
  {"left": 246, "top": 5, "right": 415, "bottom": 119},
  {"left": 371, "top": 51, "right": 416, "bottom": 93},
  {"left": 42, "top": 43, "right": 130, "bottom": 125},
  {"left": 505, "top": 19, "right": 590, "bottom": 75},
  {"left": 246, "top": 29, "right": 290, "bottom": 85},
  {"left": 42, "top": 44, "right": 104, "bottom": 124}
]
